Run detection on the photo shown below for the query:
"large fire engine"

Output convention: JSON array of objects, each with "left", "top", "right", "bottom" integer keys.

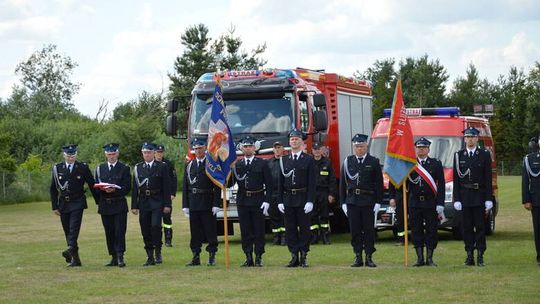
[
  {"left": 369, "top": 107, "right": 499, "bottom": 239},
  {"left": 166, "top": 68, "right": 373, "bottom": 234}
]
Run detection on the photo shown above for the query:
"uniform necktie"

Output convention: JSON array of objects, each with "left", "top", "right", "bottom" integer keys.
[
  {"left": 109, "top": 164, "right": 113, "bottom": 171},
  {"left": 246, "top": 159, "right": 251, "bottom": 166},
  {"left": 421, "top": 160, "right": 425, "bottom": 166},
  {"left": 469, "top": 151, "right": 473, "bottom": 158},
  {"left": 198, "top": 160, "right": 203, "bottom": 168},
  {"left": 293, "top": 154, "right": 298, "bottom": 161},
  {"left": 358, "top": 157, "right": 363, "bottom": 164},
  {"left": 68, "top": 164, "right": 72, "bottom": 173}
]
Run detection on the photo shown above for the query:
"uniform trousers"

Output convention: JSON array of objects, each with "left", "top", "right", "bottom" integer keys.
[
  {"left": 284, "top": 206, "right": 311, "bottom": 253},
  {"left": 60, "top": 208, "right": 84, "bottom": 252},
  {"left": 409, "top": 207, "right": 438, "bottom": 249},
  {"left": 311, "top": 191, "right": 330, "bottom": 230},
  {"left": 532, "top": 207, "right": 540, "bottom": 261},
  {"left": 347, "top": 205, "right": 376, "bottom": 254},
  {"left": 189, "top": 210, "right": 218, "bottom": 254},
  {"left": 101, "top": 212, "right": 127, "bottom": 255},
  {"left": 462, "top": 206, "right": 486, "bottom": 252},
  {"left": 139, "top": 209, "right": 163, "bottom": 250},
  {"left": 238, "top": 205, "right": 266, "bottom": 255},
  {"left": 269, "top": 195, "right": 285, "bottom": 233}
]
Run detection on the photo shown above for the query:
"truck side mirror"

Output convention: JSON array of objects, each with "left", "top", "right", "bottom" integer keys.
[
  {"left": 166, "top": 115, "right": 178, "bottom": 136},
  {"left": 313, "top": 94, "right": 326, "bottom": 108},
  {"left": 313, "top": 110, "right": 328, "bottom": 132},
  {"left": 167, "top": 97, "right": 181, "bottom": 113}
]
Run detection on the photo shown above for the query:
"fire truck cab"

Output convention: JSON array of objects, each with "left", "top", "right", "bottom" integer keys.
[
  {"left": 166, "top": 68, "right": 373, "bottom": 234},
  {"left": 369, "top": 107, "right": 498, "bottom": 239}
]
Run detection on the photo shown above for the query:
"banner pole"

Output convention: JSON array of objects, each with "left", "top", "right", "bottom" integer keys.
[
  {"left": 221, "top": 186, "right": 230, "bottom": 269},
  {"left": 403, "top": 183, "right": 409, "bottom": 267}
]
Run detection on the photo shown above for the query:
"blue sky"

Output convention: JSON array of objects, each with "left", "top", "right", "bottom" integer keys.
[{"left": 1, "top": 0, "right": 539, "bottom": 117}]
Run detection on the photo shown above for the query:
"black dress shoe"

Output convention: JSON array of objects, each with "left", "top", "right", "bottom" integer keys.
[
  {"left": 477, "top": 251, "right": 485, "bottom": 267},
  {"left": 62, "top": 249, "right": 72, "bottom": 264},
  {"left": 105, "top": 255, "right": 118, "bottom": 267},
  {"left": 286, "top": 253, "right": 299, "bottom": 267},
  {"left": 207, "top": 252, "right": 216, "bottom": 266},
  {"left": 365, "top": 254, "right": 377, "bottom": 268},
  {"left": 241, "top": 253, "right": 254, "bottom": 267},
  {"left": 464, "top": 251, "right": 475, "bottom": 266},
  {"left": 351, "top": 253, "right": 363, "bottom": 267},
  {"left": 254, "top": 255, "right": 263, "bottom": 267},
  {"left": 143, "top": 258, "right": 155, "bottom": 266},
  {"left": 186, "top": 253, "right": 201, "bottom": 266},
  {"left": 413, "top": 247, "right": 425, "bottom": 267},
  {"left": 300, "top": 251, "right": 309, "bottom": 268},
  {"left": 117, "top": 255, "right": 126, "bottom": 268},
  {"left": 68, "top": 254, "right": 82, "bottom": 267}
]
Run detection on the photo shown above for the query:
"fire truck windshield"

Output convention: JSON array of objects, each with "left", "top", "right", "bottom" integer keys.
[
  {"left": 190, "top": 93, "right": 295, "bottom": 136},
  {"left": 369, "top": 136, "right": 462, "bottom": 168}
]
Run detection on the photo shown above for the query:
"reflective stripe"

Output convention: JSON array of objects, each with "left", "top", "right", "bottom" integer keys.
[
  {"left": 320, "top": 223, "right": 330, "bottom": 228},
  {"left": 397, "top": 231, "right": 405, "bottom": 236},
  {"left": 272, "top": 228, "right": 280, "bottom": 233},
  {"left": 310, "top": 224, "right": 320, "bottom": 230},
  {"left": 162, "top": 223, "right": 173, "bottom": 229},
  {"left": 278, "top": 227, "right": 286, "bottom": 232}
]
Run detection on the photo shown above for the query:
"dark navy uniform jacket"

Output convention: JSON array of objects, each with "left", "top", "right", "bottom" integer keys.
[
  {"left": 95, "top": 162, "right": 131, "bottom": 215},
  {"left": 233, "top": 157, "right": 273, "bottom": 207},
  {"left": 50, "top": 161, "right": 98, "bottom": 212},
  {"left": 314, "top": 156, "right": 337, "bottom": 197},
  {"left": 131, "top": 161, "right": 172, "bottom": 211},
  {"left": 453, "top": 148, "right": 493, "bottom": 207},
  {"left": 278, "top": 152, "right": 316, "bottom": 207},
  {"left": 339, "top": 154, "right": 383, "bottom": 207},
  {"left": 161, "top": 157, "right": 178, "bottom": 196},
  {"left": 267, "top": 157, "right": 281, "bottom": 199},
  {"left": 182, "top": 158, "right": 221, "bottom": 211},
  {"left": 523, "top": 152, "right": 540, "bottom": 206},
  {"left": 405, "top": 157, "right": 445, "bottom": 208}
]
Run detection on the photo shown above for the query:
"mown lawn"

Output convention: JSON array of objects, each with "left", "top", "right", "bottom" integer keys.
[{"left": 0, "top": 176, "right": 538, "bottom": 303}]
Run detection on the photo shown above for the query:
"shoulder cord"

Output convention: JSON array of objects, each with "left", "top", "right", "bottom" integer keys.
[
  {"left": 343, "top": 157, "right": 359, "bottom": 182},
  {"left": 133, "top": 164, "right": 149, "bottom": 187},
  {"left": 455, "top": 152, "right": 471, "bottom": 178},
  {"left": 525, "top": 155, "right": 540, "bottom": 178},
  {"left": 186, "top": 161, "right": 198, "bottom": 185},
  {"left": 53, "top": 165, "right": 69, "bottom": 191},
  {"left": 279, "top": 156, "right": 295, "bottom": 178}
]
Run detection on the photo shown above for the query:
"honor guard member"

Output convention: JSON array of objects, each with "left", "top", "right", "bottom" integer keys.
[
  {"left": 522, "top": 134, "right": 540, "bottom": 266},
  {"left": 340, "top": 134, "right": 383, "bottom": 268},
  {"left": 310, "top": 142, "right": 337, "bottom": 245},
  {"left": 406, "top": 138, "right": 445, "bottom": 266},
  {"left": 50, "top": 144, "right": 99, "bottom": 267},
  {"left": 453, "top": 127, "right": 493, "bottom": 267},
  {"left": 155, "top": 144, "right": 178, "bottom": 247},
  {"left": 277, "top": 129, "right": 316, "bottom": 267},
  {"left": 95, "top": 143, "right": 131, "bottom": 267},
  {"left": 267, "top": 141, "right": 287, "bottom": 245},
  {"left": 131, "top": 143, "right": 172, "bottom": 266},
  {"left": 232, "top": 135, "right": 273, "bottom": 267},
  {"left": 182, "top": 138, "right": 221, "bottom": 266}
]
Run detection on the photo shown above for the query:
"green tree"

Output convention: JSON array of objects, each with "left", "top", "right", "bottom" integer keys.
[
  {"left": 448, "top": 63, "right": 492, "bottom": 115},
  {"left": 358, "top": 58, "right": 397, "bottom": 122},
  {"left": 212, "top": 25, "right": 267, "bottom": 71},
  {"left": 398, "top": 55, "right": 449, "bottom": 108},
  {"left": 524, "top": 62, "right": 540, "bottom": 142},
  {"left": 112, "top": 91, "right": 165, "bottom": 124}
]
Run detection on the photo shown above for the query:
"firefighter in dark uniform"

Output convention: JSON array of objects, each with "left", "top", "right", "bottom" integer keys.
[
  {"left": 95, "top": 143, "right": 131, "bottom": 267},
  {"left": 278, "top": 129, "right": 316, "bottom": 267},
  {"left": 155, "top": 144, "right": 178, "bottom": 247},
  {"left": 232, "top": 135, "right": 273, "bottom": 267},
  {"left": 340, "top": 134, "right": 383, "bottom": 268},
  {"left": 267, "top": 141, "right": 287, "bottom": 245},
  {"left": 310, "top": 142, "right": 337, "bottom": 245},
  {"left": 406, "top": 138, "right": 446, "bottom": 266},
  {"left": 522, "top": 134, "right": 540, "bottom": 266},
  {"left": 50, "top": 144, "right": 99, "bottom": 267},
  {"left": 131, "top": 143, "right": 172, "bottom": 266},
  {"left": 453, "top": 127, "right": 493, "bottom": 267},
  {"left": 182, "top": 138, "right": 221, "bottom": 266}
]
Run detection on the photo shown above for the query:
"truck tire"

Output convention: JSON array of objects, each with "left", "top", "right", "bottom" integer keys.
[{"left": 485, "top": 209, "right": 495, "bottom": 235}]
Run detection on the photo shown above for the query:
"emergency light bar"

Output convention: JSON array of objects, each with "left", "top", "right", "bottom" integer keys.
[
  {"left": 196, "top": 69, "right": 296, "bottom": 83},
  {"left": 383, "top": 107, "right": 460, "bottom": 118}
]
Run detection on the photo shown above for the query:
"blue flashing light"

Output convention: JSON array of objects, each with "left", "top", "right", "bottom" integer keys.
[
  {"left": 275, "top": 69, "right": 295, "bottom": 79},
  {"left": 383, "top": 107, "right": 460, "bottom": 118},
  {"left": 197, "top": 73, "right": 214, "bottom": 82}
]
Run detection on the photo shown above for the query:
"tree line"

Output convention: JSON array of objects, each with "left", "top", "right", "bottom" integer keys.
[{"left": 0, "top": 23, "right": 538, "bottom": 204}]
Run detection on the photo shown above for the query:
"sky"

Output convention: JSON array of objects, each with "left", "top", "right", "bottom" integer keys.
[{"left": 1, "top": 0, "right": 539, "bottom": 117}]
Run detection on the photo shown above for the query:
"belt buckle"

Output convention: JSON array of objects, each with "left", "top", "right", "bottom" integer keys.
[
  {"left": 145, "top": 189, "right": 151, "bottom": 196},
  {"left": 473, "top": 183, "right": 479, "bottom": 189},
  {"left": 419, "top": 196, "right": 425, "bottom": 201},
  {"left": 246, "top": 191, "right": 252, "bottom": 197},
  {"left": 192, "top": 188, "right": 197, "bottom": 194},
  {"left": 355, "top": 189, "right": 361, "bottom": 195},
  {"left": 291, "top": 189, "right": 297, "bottom": 195},
  {"left": 64, "top": 196, "right": 70, "bottom": 202}
]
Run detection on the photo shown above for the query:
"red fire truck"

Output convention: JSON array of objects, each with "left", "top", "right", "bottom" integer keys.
[
  {"left": 166, "top": 68, "right": 373, "bottom": 234},
  {"left": 369, "top": 107, "right": 499, "bottom": 239}
]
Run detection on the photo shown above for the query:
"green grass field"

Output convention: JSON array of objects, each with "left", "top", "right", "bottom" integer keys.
[{"left": 0, "top": 176, "right": 538, "bottom": 303}]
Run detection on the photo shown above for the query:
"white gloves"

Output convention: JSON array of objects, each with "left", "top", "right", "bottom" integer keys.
[
  {"left": 436, "top": 205, "right": 445, "bottom": 215},
  {"left": 260, "top": 202, "right": 270, "bottom": 216},
  {"left": 342, "top": 204, "right": 348, "bottom": 217},
  {"left": 485, "top": 200, "right": 493, "bottom": 210},
  {"left": 454, "top": 201, "right": 462, "bottom": 211},
  {"left": 304, "top": 202, "right": 313, "bottom": 214},
  {"left": 373, "top": 203, "right": 381, "bottom": 214},
  {"left": 278, "top": 203, "right": 285, "bottom": 214},
  {"left": 212, "top": 207, "right": 220, "bottom": 216},
  {"left": 182, "top": 208, "right": 189, "bottom": 217}
]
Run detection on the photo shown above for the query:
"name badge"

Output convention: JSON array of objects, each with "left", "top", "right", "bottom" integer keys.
[{"left": 320, "top": 171, "right": 329, "bottom": 176}]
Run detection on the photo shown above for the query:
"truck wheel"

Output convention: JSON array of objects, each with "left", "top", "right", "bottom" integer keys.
[{"left": 485, "top": 210, "right": 496, "bottom": 235}]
